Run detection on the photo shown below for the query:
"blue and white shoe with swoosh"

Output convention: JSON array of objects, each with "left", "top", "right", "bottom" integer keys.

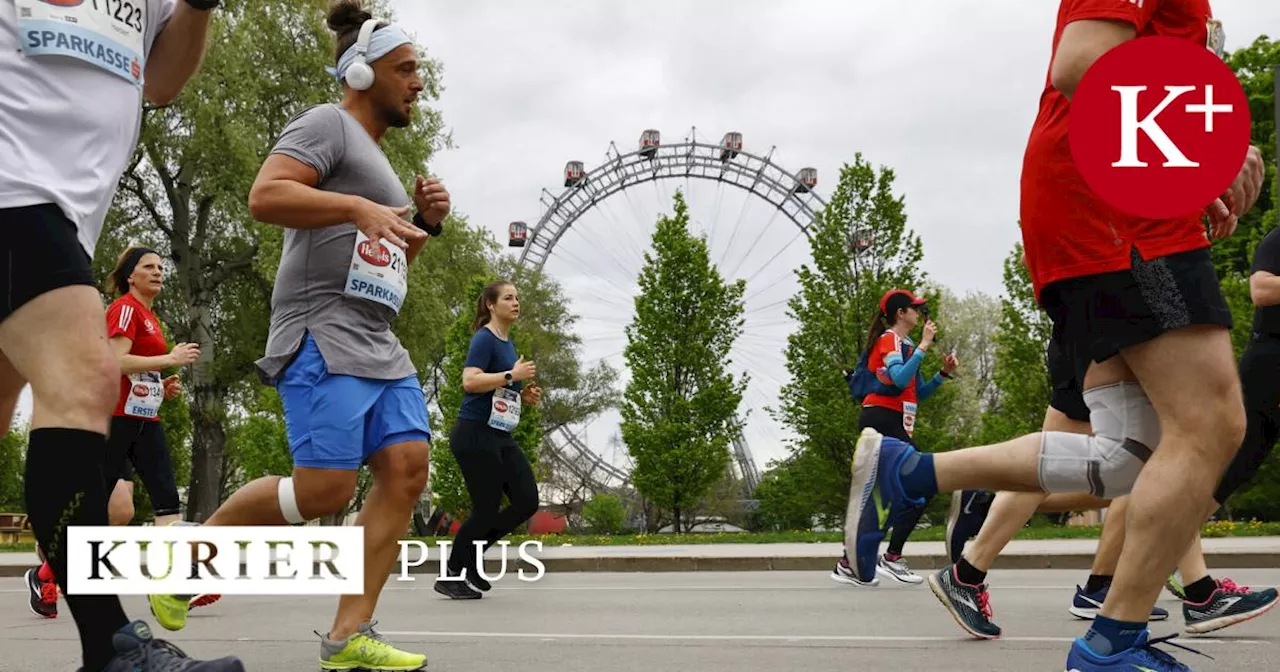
[{"left": 1069, "top": 583, "right": 1168, "bottom": 621}]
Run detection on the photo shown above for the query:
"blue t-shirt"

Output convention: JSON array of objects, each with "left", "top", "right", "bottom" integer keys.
[{"left": 458, "top": 327, "right": 523, "bottom": 422}]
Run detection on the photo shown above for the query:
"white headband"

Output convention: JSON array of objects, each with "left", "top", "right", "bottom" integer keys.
[{"left": 325, "top": 20, "right": 414, "bottom": 83}]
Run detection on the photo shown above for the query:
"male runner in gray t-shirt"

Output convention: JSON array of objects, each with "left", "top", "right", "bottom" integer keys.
[{"left": 146, "top": 10, "right": 447, "bottom": 670}]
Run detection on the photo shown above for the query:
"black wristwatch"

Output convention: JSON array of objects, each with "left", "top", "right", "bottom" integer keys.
[
  {"left": 504, "top": 371, "right": 513, "bottom": 384},
  {"left": 183, "top": 0, "right": 221, "bottom": 10},
  {"left": 414, "top": 212, "right": 443, "bottom": 237}
]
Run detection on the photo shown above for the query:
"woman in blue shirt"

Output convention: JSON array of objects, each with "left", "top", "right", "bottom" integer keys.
[{"left": 435, "top": 280, "right": 543, "bottom": 600}]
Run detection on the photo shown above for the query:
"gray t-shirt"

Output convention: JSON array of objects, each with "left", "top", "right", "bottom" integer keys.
[{"left": 255, "top": 103, "right": 417, "bottom": 385}]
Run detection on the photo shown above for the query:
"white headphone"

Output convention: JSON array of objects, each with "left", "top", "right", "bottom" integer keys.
[{"left": 343, "top": 19, "right": 380, "bottom": 91}]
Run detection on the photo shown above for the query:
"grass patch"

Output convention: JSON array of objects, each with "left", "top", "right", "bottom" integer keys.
[{"left": 2, "top": 520, "right": 1276, "bottom": 554}]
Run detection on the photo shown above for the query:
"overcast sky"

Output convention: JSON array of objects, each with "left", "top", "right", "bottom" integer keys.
[
  {"left": 387, "top": 0, "right": 1280, "bottom": 473},
  {"left": 14, "top": 1, "right": 1278, "bottom": 481}
]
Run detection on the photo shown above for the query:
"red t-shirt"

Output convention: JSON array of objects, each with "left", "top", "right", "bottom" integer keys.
[
  {"left": 1020, "top": 0, "right": 1218, "bottom": 300},
  {"left": 105, "top": 294, "right": 169, "bottom": 421},
  {"left": 863, "top": 331, "right": 918, "bottom": 413}
]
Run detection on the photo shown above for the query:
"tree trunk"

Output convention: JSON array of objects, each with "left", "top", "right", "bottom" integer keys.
[{"left": 185, "top": 296, "right": 224, "bottom": 522}]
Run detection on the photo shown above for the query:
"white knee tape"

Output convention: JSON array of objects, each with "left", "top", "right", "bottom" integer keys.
[
  {"left": 1039, "top": 382, "right": 1159, "bottom": 498},
  {"left": 278, "top": 476, "right": 306, "bottom": 525}
]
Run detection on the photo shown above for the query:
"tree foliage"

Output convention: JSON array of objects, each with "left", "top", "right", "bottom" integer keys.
[
  {"left": 766, "top": 155, "right": 927, "bottom": 527},
  {"left": 620, "top": 191, "right": 747, "bottom": 532}
]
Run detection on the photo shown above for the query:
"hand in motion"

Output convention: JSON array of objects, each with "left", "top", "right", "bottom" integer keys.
[
  {"left": 942, "top": 352, "right": 959, "bottom": 374},
  {"left": 511, "top": 355, "right": 537, "bottom": 382},
  {"left": 920, "top": 320, "right": 938, "bottom": 348},
  {"left": 353, "top": 198, "right": 424, "bottom": 250},
  {"left": 521, "top": 381, "right": 542, "bottom": 407},
  {"left": 1210, "top": 145, "right": 1264, "bottom": 240},
  {"left": 414, "top": 176, "right": 451, "bottom": 229},
  {"left": 163, "top": 375, "right": 182, "bottom": 400},
  {"left": 168, "top": 342, "right": 201, "bottom": 367}
]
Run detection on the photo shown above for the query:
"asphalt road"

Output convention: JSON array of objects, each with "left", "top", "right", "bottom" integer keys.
[{"left": 2, "top": 569, "right": 1276, "bottom": 671}]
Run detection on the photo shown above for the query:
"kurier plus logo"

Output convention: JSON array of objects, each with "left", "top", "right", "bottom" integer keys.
[{"left": 1069, "top": 36, "right": 1252, "bottom": 220}]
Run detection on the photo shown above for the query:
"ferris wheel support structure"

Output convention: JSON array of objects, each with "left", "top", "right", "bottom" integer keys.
[{"left": 510, "top": 128, "right": 829, "bottom": 500}]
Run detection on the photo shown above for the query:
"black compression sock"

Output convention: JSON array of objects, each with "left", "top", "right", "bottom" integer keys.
[
  {"left": 26, "top": 428, "right": 130, "bottom": 671},
  {"left": 1184, "top": 575, "right": 1217, "bottom": 604},
  {"left": 956, "top": 557, "right": 987, "bottom": 586},
  {"left": 1085, "top": 574, "right": 1113, "bottom": 594}
]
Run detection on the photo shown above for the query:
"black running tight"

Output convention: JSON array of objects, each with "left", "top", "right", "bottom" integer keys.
[{"left": 446, "top": 419, "right": 540, "bottom": 574}]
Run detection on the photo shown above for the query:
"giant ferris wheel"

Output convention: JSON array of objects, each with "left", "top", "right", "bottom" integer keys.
[{"left": 507, "top": 127, "right": 848, "bottom": 504}]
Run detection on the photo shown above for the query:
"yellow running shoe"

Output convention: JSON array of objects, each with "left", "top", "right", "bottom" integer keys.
[
  {"left": 319, "top": 621, "right": 426, "bottom": 671},
  {"left": 147, "top": 593, "right": 190, "bottom": 632}
]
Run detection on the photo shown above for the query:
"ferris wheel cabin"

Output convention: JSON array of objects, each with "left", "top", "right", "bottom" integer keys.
[
  {"left": 638, "top": 129, "right": 661, "bottom": 159},
  {"left": 795, "top": 167, "right": 818, "bottom": 194},
  {"left": 564, "top": 160, "right": 586, "bottom": 187},
  {"left": 720, "top": 131, "right": 743, "bottom": 161},
  {"left": 509, "top": 221, "right": 528, "bottom": 247}
]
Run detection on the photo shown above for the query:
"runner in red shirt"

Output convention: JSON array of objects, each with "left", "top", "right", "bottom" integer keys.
[
  {"left": 832, "top": 290, "right": 956, "bottom": 587},
  {"left": 839, "top": 2, "right": 1267, "bottom": 669},
  {"left": 99, "top": 247, "right": 198, "bottom": 529}
]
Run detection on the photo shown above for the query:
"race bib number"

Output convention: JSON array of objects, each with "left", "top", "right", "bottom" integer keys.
[
  {"left": 16, "top": 0, "right": 148, "bottom": 87},
  {"left": 345, "top": 231, "right": 408, "bottom": 313},
  {"left": 488, "top": 387, "right": 522, "bottom": 433},
  {"left": 124, "top": 371, "right": 163, "bottom": 419},
  {"left": 902, "top": 401, "right": 918, "bottom": 437}
]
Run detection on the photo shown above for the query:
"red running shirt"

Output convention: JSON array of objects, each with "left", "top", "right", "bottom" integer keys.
[
  {"left": 862, "top": 331, "right": 918, "bottom": 413},
  {"left": 1020, "top": 0, "right": 1218, "bottom": 301},
  {"left": 106, "top": 294, "right": 169, "bottom": 421}
]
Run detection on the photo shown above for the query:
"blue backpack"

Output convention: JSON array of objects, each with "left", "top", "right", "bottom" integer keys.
[{"left": 845, "top": 340, "right": 912, "bottom": 403}]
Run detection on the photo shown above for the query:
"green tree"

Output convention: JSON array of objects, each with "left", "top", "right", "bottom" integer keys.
[
  {"left": 620, "top": 190, "right": 747, "bottom": 532},
  {"left": 1210, "top": 36, "right": 1278, "bottom": 279},
  {"left": 0, "top": 424, "right": 26, "bottom": 512},
  {"left": 977, "top": 242, "right": 1053, "bottom": 444},
  {"left": 580, "top": 493, "right": 627, "bottom": 534},
  {"left": 769, "top": 154, "right": 927, "bottom": 526},
  {"left": 98, "top": 0, "right": 448, "bottom": 519}
]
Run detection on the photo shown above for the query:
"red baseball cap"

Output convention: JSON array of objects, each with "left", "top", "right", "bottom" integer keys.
[{"left": 879, "top": 289, "right": 928, "bottom": 316}]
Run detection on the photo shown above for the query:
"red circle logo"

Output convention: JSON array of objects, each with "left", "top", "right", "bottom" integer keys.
[
  {"left": 358, "top": 240, "right": 391, "bottom": 267},
  {"left": 132, "top": 384, "right": 150, "bottom": 397},
  {"left": 494, "top": 401, "right": 508, "bottom": 413},
  {"left": 40, "top": 0, "right": 85, "bottom": 6},
  {"left": 1068, "top": 36, "right": 1251, "bottom": 220}
]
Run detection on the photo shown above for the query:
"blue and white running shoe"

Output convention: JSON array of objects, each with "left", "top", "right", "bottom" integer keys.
[
  {"left": 842, "top": 428, "right": 925, "bottom": 585},
  {"left": 1065, "top": 631, "right": 1208, "bottom": 672},
  {"left": 1069, "top": 584, "right": 1169, "bottom": 621}
]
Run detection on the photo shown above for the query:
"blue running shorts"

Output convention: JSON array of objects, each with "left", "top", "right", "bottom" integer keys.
[{"left": 278, "top": 334, "right": 431, "bottom": 470}]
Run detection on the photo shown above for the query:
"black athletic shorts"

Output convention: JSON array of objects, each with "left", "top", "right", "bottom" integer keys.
[
  {"left": 0, "top": 204, "right": 96, "bottom": 323},
  {"left": 1215, "top": 333, "right": 1280, "bottom": 504},
  {"left": 105, "top": 415, "right": 181, "bottom": 517},
  {"left": 1039, "top": 247, "right": 1233, "bottom": 390},
  {"left": 858, "top": 404, "right": 916, "bottom": 447},
  {"left": 1046, "top": 333, "right": 1089, "bottom": 422}
]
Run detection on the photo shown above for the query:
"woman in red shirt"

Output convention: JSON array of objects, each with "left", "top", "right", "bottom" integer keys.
[
  {"left": 24, "top": 246, "right": 209, "bottom": 620},
  {"left": 833, "top": 289, "right": 957, "bottom": 588}
]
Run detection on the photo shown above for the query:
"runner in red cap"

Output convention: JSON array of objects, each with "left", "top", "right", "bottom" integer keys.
[{"left": 833, "top": 289, "right": 956, "bottom": 587}]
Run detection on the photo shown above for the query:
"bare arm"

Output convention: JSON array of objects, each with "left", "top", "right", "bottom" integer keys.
[
  {"left": 1050, "top": 19, "right": 1137, "bottom": 100},
  {"left": 143, "top": 1, "right": 216, "bottom": 106},
  {"left": 111, "top": 337, "right": 174, "bottom": 374},
  {"left": 462, "top": 367, "right": 512, "bottom": 394},
  {"left": 1250, "top": 271, "right": 1280, "bottom": 307},
  {"left": 248, "top": 154, "right": 365, "bottom": 229}
]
